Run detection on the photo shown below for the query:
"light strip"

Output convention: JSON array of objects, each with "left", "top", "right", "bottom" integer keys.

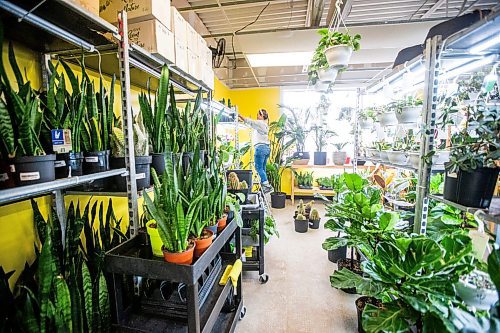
[
  {"left": 247, "top": 52, "right": 313, "bottom": 67},
  {"left": 441, "top": 55, "right": 498, "bottom": 80},
  {"left": 469, "top": 35, "right": 500, "bottom": 54}
]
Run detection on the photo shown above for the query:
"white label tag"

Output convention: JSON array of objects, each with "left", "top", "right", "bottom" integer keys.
[
  {"left": 54, "top": 160, "right": 66, "bottom": 167},
  {"left": 20, "top": 172, "right": 40, "bottom": 181},
  {"left": 136, "top": 173, "right": 146, "bottom": 180},
  {"left": 85, "top": 156, "right": 99, "bottom": 163},
  {"left": 10, "top": 164, "right": 15, "bottom": 172},
  {"left": 0, "top": 173, "right": 8, "bottom": 181}
]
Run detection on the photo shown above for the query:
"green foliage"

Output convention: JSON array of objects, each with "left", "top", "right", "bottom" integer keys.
[
  {"left": 295, "top": 213, "right": 307, "bottom": 221},
  {"left": 295, "top": 171, "right": 314, "bottom": 187},
  {"left": 359, "top": 108, "right": 377, "bottom": 121},
  {"left": 311, "top": 124, "right": 336, "bottom": 152},
  {"left": 110, "top": 112, "right": 149, "bottom": 157},
  {"left": 279, "top": 104, "right": 311, "bottom": 152},
  {"left": 250, "top": 215, "right": 279, "bottom": 244},
  {"left": 310, "top": 209, "right": 320, "bottom": 221}
]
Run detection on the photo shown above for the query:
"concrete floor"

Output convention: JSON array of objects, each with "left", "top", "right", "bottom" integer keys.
[{"left": 235, "top": 199, "right": 358, "bottom": 333}]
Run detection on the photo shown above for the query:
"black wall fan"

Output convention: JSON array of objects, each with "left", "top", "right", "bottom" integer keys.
[{"left": 209, "top": 38, "right": 225, "bottom": 68}]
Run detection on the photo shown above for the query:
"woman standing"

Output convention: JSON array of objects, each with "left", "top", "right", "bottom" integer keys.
[{"left": 238, "top": 109, "right": 273, "bottom": 193}]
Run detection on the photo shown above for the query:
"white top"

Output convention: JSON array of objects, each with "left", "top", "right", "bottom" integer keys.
[{"left": 243, "top": 117, "right": 270, "bottom": 145}]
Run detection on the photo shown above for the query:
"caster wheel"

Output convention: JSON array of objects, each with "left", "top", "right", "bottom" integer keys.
[
  {"left": 239, "top": 306, "right": 247, "bottom": 320},
  {"left": 259, "top": 274, "right": 269, "bottom": 284}
]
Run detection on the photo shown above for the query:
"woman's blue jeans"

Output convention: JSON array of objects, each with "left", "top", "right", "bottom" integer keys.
[{"left": 254, "top": 144, "right": 270, "bottom": 183}]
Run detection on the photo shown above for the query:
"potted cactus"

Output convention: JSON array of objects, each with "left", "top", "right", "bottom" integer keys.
[
  {"left": 309, "top": 208, "right": 321, "bottom": 229},
  {"left": 294, "top": 199, "right": 309, "bottom": 219},
  {"left": 332, "top": 142, "right": 348, "bottom": 165},
  {"left": 294, "top": 213, "right": 308, "bottom": 233},
  {"left": 110, "top": 112, "right": 152, "bottom": 191}
]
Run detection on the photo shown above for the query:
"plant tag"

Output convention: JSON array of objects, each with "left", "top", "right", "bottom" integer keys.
[
  {"left": 20, "top": 172, "right": 40, "bottom": 181},
  {"left": 469, "top": 229, "right": 489, "bottom": 262},
  {"left": 9, "top": 164, "right": 15, "bottom": 172},
  {"left": 85, "top": 156, "right": 99, "bottom": 163},
  {"left": 51, "top": 129, "right": 72, "bottom": 153},
  {"left": 136, "top": 173, "right": 145, "bottom": 180},
  {"left": 54, "top": 160, "right": 66, "bottom": 167},
  {"left": 446, "top": 171, "right": 457, "bottom": 179},
  {"left": 0, "top": 173, "right": 8, "bottom": 181}
]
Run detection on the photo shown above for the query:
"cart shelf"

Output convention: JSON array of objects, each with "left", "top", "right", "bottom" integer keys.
[{"left": 429, "top": 194, "right": 500, "bottom": 224}]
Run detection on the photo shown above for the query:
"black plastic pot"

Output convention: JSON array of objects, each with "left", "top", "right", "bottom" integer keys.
[
  {"left": 151, "top": 152, "right": 167, "bottom": 177},
  {"left": 226, "top": 169, "right": 253, "bottom": 190},
  {"left": 356, "top": 160, "right": 366, "bottom": 166},
  {"left": 444, "top": 167, "right": 499, "bottom": 209},
  {"left": 69, "top": 152, "right": 83, "bottom": 176},
  {"left": 83, "top": 150, "right": 110, "bottom": 191},
  {"left": 13, "top": 154, "right": 56, "bottom": 186},
  {"left": 313, "top": 152, "right": 327, "bottom": 165},
  {"left": 55, "top": 153, "right": 70, "bottom": 179},
  {"left": 110, "top": 156, "right": 152, "bottom": 192},
  {"left": 0, "top": 159, "right": 15, "bottom": 189},
  {"left": 328, "top": 246, "right": 347, "bottom": 263},
  {"left": 292, "top": 151, "right": 310, "bottom": 162},
  {"left": 271, "top": 192, "right": 286, "bottom": 208},
  {"left": 294, "top": 219, "right": 308, "bottom": 233},
  {"left": 309, "top": 218, "right": 320, "bottom": 229},
  {"left": 356, "top": 297, "right": 382, "bottom": 333}
]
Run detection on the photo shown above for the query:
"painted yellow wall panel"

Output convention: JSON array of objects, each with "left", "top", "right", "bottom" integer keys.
[
  {"left": 213, "top": 77, "right": 232, "bottom": 102},
  {"left": 2, "top": 41, "right": 42, "bottom": 90},
  {"left": 230, "top": 87, "right": 281, "bottom": 122}
]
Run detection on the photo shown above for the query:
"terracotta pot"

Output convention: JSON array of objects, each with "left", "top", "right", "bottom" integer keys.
[
  {"left": 194, "top": 229, "right": 214, "bottom": 257},
  {"left": 162, "top": 242, "right": 195, "bottom": 265},
  {"left": 217, "top": 214, "right": 228, "bottom": 233}
]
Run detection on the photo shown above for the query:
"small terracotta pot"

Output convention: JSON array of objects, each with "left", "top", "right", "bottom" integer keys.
[
  {"left": 162, "top": 242, "right": 195, "bottom": 265},
  {"left": 217, "top": 214, "right": 228, "bottom": 233},
  {"left": 194, "top": 229, "right": 214, "bottom": 257}
]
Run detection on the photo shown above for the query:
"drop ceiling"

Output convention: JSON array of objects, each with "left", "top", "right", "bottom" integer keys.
[{"left": 173, "top": 0, "right": 499, "bottom": 89}]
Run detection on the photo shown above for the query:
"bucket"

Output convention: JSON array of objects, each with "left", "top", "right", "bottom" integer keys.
[{"left": 146, "top": 220, "right": 163, "bottom": 257}]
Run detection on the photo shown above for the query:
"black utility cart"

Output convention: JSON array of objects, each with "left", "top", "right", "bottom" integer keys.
[{"left": 105, "top": 218, "right": 246, "bottom": 333}]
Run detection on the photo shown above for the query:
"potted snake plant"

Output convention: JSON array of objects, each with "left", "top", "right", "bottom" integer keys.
[{"left": 0, "top": 42, "right": 55, "bottom": 186}]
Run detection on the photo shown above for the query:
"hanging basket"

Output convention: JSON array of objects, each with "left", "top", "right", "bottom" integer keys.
[
  {"left": 317, "top": 67, "right": 339, "bottom": 82},
  {"left": 325, "top": 45, "right": 353, "bottom": 68}
]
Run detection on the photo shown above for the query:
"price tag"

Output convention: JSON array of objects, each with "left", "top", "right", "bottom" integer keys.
[
  {"left": 136, "top": 173, "right": 146, "bottom": 180},
  {"left": 51, "top": 129, "right": 72, "bottom": 153},
  {"left": 54, "top": 160, "right": 66, "bottom": 167},
  {"left": 85, "top": 156, "right": 99, "bottom": 163},
  {"left": 20, "top": 172, "right": 40, "bottom": 181}
]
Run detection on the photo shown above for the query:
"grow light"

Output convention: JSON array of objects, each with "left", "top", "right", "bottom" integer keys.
[
  {"left": 247, "top": 52, "right": 313, "bottom": 67},
  {"left": 441, "top": 55, "right": 498, "bottom": 80},
  {"left": 469, "top": 35, "right": 500, "bottom": 54}
]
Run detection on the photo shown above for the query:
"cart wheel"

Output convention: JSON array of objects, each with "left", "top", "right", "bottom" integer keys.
[
  {"left": 259, "top": 274, "right": 269, "bottom": 284},
  {"left": 239, "top": 306, "right": 247, "bottom": 320}
]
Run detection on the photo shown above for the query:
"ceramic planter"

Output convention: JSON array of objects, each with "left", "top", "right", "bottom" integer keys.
[
  {"left": 379, "top": 150, "right": 390, "bottom": 163},
  {"left": 292, "top": 152, "right": 310, "bottom": 165},
  {"left": 332, "top": 151, "right": 347, "bottom": 165},
  {"left": 317, "top": 67, "right": 338, "bottom": 82},
  {"left": 13, "top": 154, "right": 56, "bottom": 186},
  {"left": 359, "top": 118, "right": 374, "bottom": 129},
  {"left": 146, "top": 220, "right": 163, "bottom": 257},
  {"left": 271, "top": 192, "right": 286, "bottom": 208},
  {"left": 162, "top": 242, "right": 195, "bottom": 265},
  {"left": 325, "top": 45, "right": 353, "bottom": 68},
  {"left": 396, "top": 106, "right": 422, "bottom": 124},
  {"left": 194, "top": 229, "right": 214, "bottom": 257},
  {"left": 377, "top": 111, "right": 398, "bottom": 126},
  {"left": 313, "top": 152, "right": 327, "bottom": 165},
  {"left": 456, "top": 271, "right": 499, "bottom": 310},
  {"left": 294, "top": 219, "right": 308, "bottom": 233},
  {"left": 386, "top": 150, "right": 409, "bottom": 165}
]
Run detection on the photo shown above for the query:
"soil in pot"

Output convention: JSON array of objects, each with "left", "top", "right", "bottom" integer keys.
[
  {"left": 55, "top": 153, "right": 70, "bottom": 179},
  {"left": 194, "top": 229, "right": 214, "bottom": 257},
  {"left": 356, "top": 297, "right": 382, "bottom": 333},
  {"left": 294, "top": 219, "right": 308, "bottom": 233},
  {"left": 314, "top": 152, "right": 327, "bottom": 165},
  {"left": 309, "top": 218, "right": 320, "bottom": 229},
  {"left": 13, "top": 154, "right": 56, "bottom": 186},
  {"left": 328, "top": 246, "right": 347, "bottom": 263},
  {"left": 162, "top": 242, "right": 195, "bottom": 265},
  {"left": 69, "top": 151, "right": 84, "bottom": 176},
  {"left": 0, "top": 159, "right": 15, "bottom": 189},
  {"left": 271, "top": 192, "right": 286, "bottom": 208},
  {"left": 146, "top": 221, "right": 163, "bottom": 257},
  {"left": 337, "top": 258, "right": 362, "bottom": 294},
  {"left": 292, "top": 152, "right": 310, "bottom": 165},
  {"left": 217, "top": 214, "right": 228, "bottom": 233},
  {"left": 110, "top": 155, "right": 152, "bottom": 191}
]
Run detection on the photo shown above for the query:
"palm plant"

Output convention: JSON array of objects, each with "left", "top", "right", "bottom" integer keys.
[
  {"left": 279, "top": 104, "right": 311, "bottom": 153},
  {"left": 311, "top": 124, "right": 336, "bottom": 152}
]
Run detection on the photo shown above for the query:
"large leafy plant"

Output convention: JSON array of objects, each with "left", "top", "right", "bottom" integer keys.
[
  {"left": 279, "top": 104, "right": 311, "bottom": 152},
  {"left": 311, "top": 124, "right": 336, "bottom": 152}
]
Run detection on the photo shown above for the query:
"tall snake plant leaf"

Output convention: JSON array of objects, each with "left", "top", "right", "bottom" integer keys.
[
  {"left": 53, "top": 275, "right": 73, "bottom": 332},
  {"left": 31, "top": 199, "right": 47, "bottom": 248},
  {"left": 0, "top": 95, "right": 15, "bottom": 157},
  {"left": 98, "top": 201, "right": 108, "bottom": 251},
  {"left": 18, "top": 285, "right": 40, "bottom": 333},
  {"left": 0, "top": 266, "right": 17, "bottom": 331},
  {"left": 98, "top": 272, "right": 110, "bottom": 332},
  {"left": 60, "top": 60, "right": 80, "bottom": 95},
  {"left": 50, "top": 209, "right": 64, "bottom": 274},
  {"left": 81, "top": 261, "right": 93, "bottom": 332},
  {"left": 38, "top": 227, "right": 54, "bottom": 333},
  {"left": 8, "top": 42, "right": 24, "bottom": 92},
  {"left": 68, "top": 260, "right": 83, "bottom": 333}
]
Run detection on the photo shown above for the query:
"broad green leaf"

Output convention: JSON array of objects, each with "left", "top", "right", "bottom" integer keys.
[
  {"left": 322, "top": 237, "right": 348, "bottom": 250},
  {"left": 344, "top": 173, "right": 365, "bottom": 192},
  {"left": 362, "top": 301, "right": 411, "bottom": 333}
]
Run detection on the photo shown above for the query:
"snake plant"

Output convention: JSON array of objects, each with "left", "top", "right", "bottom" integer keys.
[{"left": 111, "top": 112, "right": 149, "bottom": 157}]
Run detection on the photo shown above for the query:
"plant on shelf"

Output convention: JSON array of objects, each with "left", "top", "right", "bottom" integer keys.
[
  {"left": 279, "top": 104, "right": 311, "bottom": 162},
  {"left": 295, "top": 170, "right": 314, "bottom": 189},
  {"left": 332, "top": 142, "right": 348, "bottom": 165},
  {"left": 359, "top": 108, "right": 377, "bottom": 129},
  {"left": 311, "top": 124, "right": 336, "bottom": 165},
  {"left": 317, "top": 176, "right": 332, "bottom": 189},
  {"left": 395, "top": 96, "right": 423, "bottom": 124},
  {"left": 111, "top": 112, "right": 149, "bottom": 157},
  {"left": 250, "top": 215, "right": 279, "bottom": 244},
  {"left": 457, "top": 72, "right": 484, "bottom": 101}
]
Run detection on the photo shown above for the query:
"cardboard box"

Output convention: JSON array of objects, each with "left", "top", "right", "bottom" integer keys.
[
  {"left": 186, "top": 22, "right": 198, "bottom": 54},
  {"left": 204, "top": 68, "right": 214, "bottom": 90},
  {"left": 197, "top": 35, "right": 207, "bottom": 57},
  {"left": 174, "top": 38, "right": 188, "bottom": 73},
  {"left": 128, "top": 19, "right": 175, "bottom": 63},
  {"left": 72, "top": 0, "right": 99, "bottom": 16},
  {"left": 203, "top": 46, "right": 212, "bottom": 67},
  {"left": 187, "top": 49, "right": 200, "bottom": 79},
  {"left": 170, "top": 7, "right": 186, "bottom": 42},
  {"left": 99, "top": 0, "right": 170, "bottom": 27}
]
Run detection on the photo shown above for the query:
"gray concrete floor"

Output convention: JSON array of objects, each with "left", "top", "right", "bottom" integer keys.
[{"left": 235, "top": 199, "right": 358, "bottom": 333}]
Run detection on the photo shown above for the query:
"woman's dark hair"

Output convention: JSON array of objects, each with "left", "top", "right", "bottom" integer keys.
[{"left": 259, "top": 109, "right": 269, "bottom": 120}]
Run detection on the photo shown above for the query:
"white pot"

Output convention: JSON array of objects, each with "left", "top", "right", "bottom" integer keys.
[
  {"left": 386, "top": 150, "right": 409, "bottom": 165},
  {"left": 379, "top": 151, "right": 390, "bottom": 163},
  {"left": 359, "top": 118, "right": 374, "bottom": 129},
  {"left": 332, "top": 151, "right": 347, "bottom": 165},
  {"left": 317, "top": 67, "right": 338, "bottom": 82},
  {"left": 409, "top": 152, "right": 420, "bottom": 169},
  {"left": 324, "top": 45, "right": 353, "bottom": 68},
  {"left": 434, "top": 150, "right": 450, "bottom": 165},
  {"left": 396, "top": 106, "right": 422, "bottom": 124},
  {"left": 377, "top": 112, "right": 398, "bottom": 126},
  {"left": 366, "top": 148, "right": 379, "bottom": 159},
  {"left": 456, "top": 271, "right": 498, "bottom": 311}
]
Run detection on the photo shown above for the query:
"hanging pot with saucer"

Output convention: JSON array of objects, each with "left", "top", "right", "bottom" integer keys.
[{"left": 325, "top": 45, "right": 353, "bottom": 68}]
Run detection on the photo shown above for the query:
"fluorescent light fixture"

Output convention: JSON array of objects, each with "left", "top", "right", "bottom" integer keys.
[
  {"left": 469, "top": 35, "right": 500, "bottom": 54},
  {"left": 441, "top": 55, "right": 498, "bottom": 80},
  {"left": 247, "top": 52, "right": 313, "bottom": 67}
]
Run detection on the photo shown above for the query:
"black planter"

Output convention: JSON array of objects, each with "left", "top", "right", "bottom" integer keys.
[
  {"left": 55, "top": 153, "right": 70, "bottom": 179},
  {"left": 356, "top": 160, "right": 366, "bottom": 166},
  {"left": 328, "top": 246, "right": 347, "bottom": 263},
  {"left": 83, "top": 150, "right": 110, "bottom": 191},
  {"left": 294, "top": 219, "right": 308, "bottom": 233},
  {"left": 313, "top": 152, "right": 327, "bottom": 165},
  {"left": 444, "top": 167, "right": 499, "bottom": 209},
  {"left": 309, "top": 218, "right": 320, "bottom": 229},
  {"left": 69, "top": 152, "right": 84, "bottom": 176},
  {"left": 13, "top": 154, "right": 56, "bottom": 186},
  {"left": 271, "top": 192, "right": 286, "bottom": 208},
  {"left": 226, "top": 169, "right": 253, "bottom": 190},
  {"left": 0, "top": 159, "right": 15, "bottom": 189},
  {"left": 292, "top": 151, "right": 310, "bottom": 163},
  {"left": 151, "top": 152, "right": 167, "bottom": 177},
  {"left": 110, "top": 156, "right": 152, "bottom": 192}
]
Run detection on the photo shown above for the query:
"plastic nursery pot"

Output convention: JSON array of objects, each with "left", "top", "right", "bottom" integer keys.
[
  {"left": 377, "top": 111, "right": 398, "bottom": 126},
  {"left": 146, "top": 220, "right": 163, "bottom": 257},
  {"left": 444, "top": 167, "right": 499, "bottom": 209},
  {"left": 332, "top": 151, "right": 346, "bottom": 166},
  {"left": 217, "top": 214, "right": 228, "bottom": 233},
  {"left": 69, "top": 152, "right": 84, "bottom": 176},
  {"left": 313, "top": 152, "right": 327, "bottom": 165},
  {"left": 337, "top": 258, "right": 363, "bottom": 294},
  {"left": 0, "top": 159, "right": 15, "bottom": 189},
  {"left": 162, "top": 242, "right": 195, "bottom": 265},
  {"left": 151, "top": 152, "right": 167, "bottom": 177},
  {"left": 386, "top": 150, "right": 409, "bottom": 165},
  {"left": 294, "top": 219, "right": 308, "bottom": 233},
  {"left": 396, "top": 106, "right": 422, "bottom": 124},
  {"left": 379, "top": 151, "right": 390, "bottom": 163},
  {"left": 110, "top": 156, "right": 152, "bottom": 192},
  {"left": 55, "top": 153, "right": 70, "bottom": 179},
  {"left": 328, "top": 246, "right": 347, "bottom": 263},
  {"left": 194, "top": 229, "right": 214, "bottom": 258},
  {"left": 324, "top": 45, "right": 353, "bottom": 68},
  {"left": 13, "top": 154, "right": 56, "bottom": 186},
  {"left": 356, "top": 297, "right": 382, "bottom": 333},
  {"left": 83, "top": 150, "right": 110, "bottom": 174},
  {"left": 271, "top": 192, "right": 286, "bottom": 209},
  {"left": 309, "top": 218, "right": 321, "bottom": 229}
]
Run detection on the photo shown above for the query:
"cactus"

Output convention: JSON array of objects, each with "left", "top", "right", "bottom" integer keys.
[
  {"left": 296, "top": 199, "right": 304, "bottom": 209},
  {"left": 297, "top": 201, "right": 306, "bottom": 215},
  {"left": 305, "top": 200, "right": 314, "bottom": 211},
  {"left": 295, "top": 213, "right": 307, "bottom": 221},
  {"left": 111, "top": 113, "right": 149, "bottom": 157},
  {"left": 239, "top": 180, "right": 248, "bottom": 189},
  {"left": 111, "top": 127, "right": 125, "bottom": 157},
  {"left": 309, "top": 209, "right": 320, "bottom": 221},
  {"left": 227, "top": 172, "right": 240, "bottom": 190}
]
